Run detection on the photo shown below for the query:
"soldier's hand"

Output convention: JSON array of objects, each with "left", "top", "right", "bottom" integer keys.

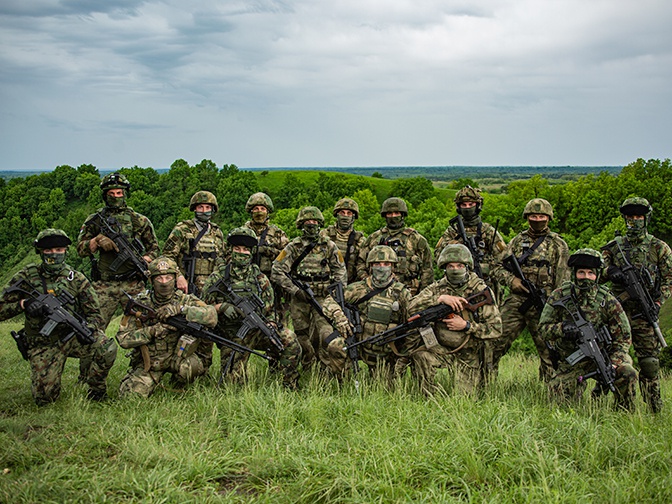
[
  {"left": 23, "top": 298, "right": 47, "bottom": 318},
  {"left": 96, "top": 234, "right": 119, "bottom": 252},
  {"left": 437, "top": 294, "right": 467, "bottom": 312},
  {"left": 335, "top": 319, "right": 354, "bottom": 338},
  {"left": 219, "top": 303, "right": 240, "bottom": 320},
  {"left": 176, "top": 275, "right": 188, "bottom": 293},
  {"left": 155, "top": 303, "right": 182, "bottom": 321},
  {"left": 147, "top": 322, "right": 172, "bottom": 339},
  {"left": 294, "top": 289, "right": 311, "bottom": 304},
  {"left": 443, "top": 314, "right": 468, "bottom": 331},
  {"left": 561, "top": 320, "right": 581, "bottom": 341},
  {"left": 607, "top": 265, "right": 626, "bottom": 284},
  {"left": 511, "top": 277, "right": 530, "bottom": 294}
]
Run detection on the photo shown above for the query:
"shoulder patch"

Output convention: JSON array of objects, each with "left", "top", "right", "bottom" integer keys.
[{"left": 276, "top": 249, "right": 287, "bottom": 262}]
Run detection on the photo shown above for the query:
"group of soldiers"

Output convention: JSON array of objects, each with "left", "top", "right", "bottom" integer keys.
[{"left": 1, "top": 172, "right": 670, "bottom": 413}]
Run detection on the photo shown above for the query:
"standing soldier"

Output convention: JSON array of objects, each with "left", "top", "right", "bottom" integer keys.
[
  {"left": 76, "top": 172, "right": 159, "bottom": 381},
  {"left": 202, "top": 228, "right": 301, "bottom": 389},
  {"left": 491, "top": 198, "right": 570, "bottom": 382},
  {"left": 357, "top": 197, "right": 433, "bottom": 297},
  {"left": 539, "top": 249, "right": 638, "bottom": 410},
  {"left": 404, "top": 244, "right": 501, "bottom": 395},
  {"left": 0, "top": 229, "right": 117, "bottom": 405},
  {"left": 321, "top": 245, "right": 412, "bottom": 382},
  {"left": 242, "top": 192, "right": 289, "bottom": 278},
  {"left": 434, "top": 186, "right": 506, "bottom": 297},
  {"left": 116, "top": 257, "right": 217, "bottom": 398},
  {"left": 271, "top": 206, "right": 347, "bottom": 370},
  {"left": 320, "top": 198, "right": 366, "bottom": 284},
  {"left": 601, "top": 197, "right": 672, "bottom": 413}
]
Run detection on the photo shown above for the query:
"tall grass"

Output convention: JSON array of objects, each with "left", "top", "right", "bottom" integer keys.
[{"left": 0, "top": 318, "right": 670, "bottom": 503}]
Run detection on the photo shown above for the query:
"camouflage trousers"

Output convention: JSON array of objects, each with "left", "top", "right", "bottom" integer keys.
[
  {"left": 290, "top": 297, "right": 334, "bottom": 371},
  {"left": 629, "top": 315, "right": 664, "bottom": 413},
  {"left": 118, "top": 352, "right": 205, "bottom": 399},
  {"left": 549, "top": 359, "right": 638, "bottom": 411},
  {"left": 79, "top": 278, "right": 145, "bottom": 380},
  {"left": 27, "top": 331, "right": 117, "bottom": 406},
  {"left": 219, "top": 326, "right": 301, "bottom": 388},
  {"left": 491, "top": 294, "right": 554, "bottom": 382},
  {"left": 322, "top": 334, "right": 399, "bottom": 384}
]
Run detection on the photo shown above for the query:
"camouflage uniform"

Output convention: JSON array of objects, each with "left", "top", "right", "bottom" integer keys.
[
  {"left": 491, "top": 199, "right": 570, "bottom": 382},
  {"left": 0, "top": 230, "right": 116, "bottom": 405},
  {"left": 405, "top": 247, "right": 501, "bottom": 395},
  {"left": 320, "top": 198, "right": 367, "bottom": 284},
  {"left": 271, "top": 207, "right": 347, "bottom": 370},
  {"left": 539, "top": 249, "right": 637, "bottom": 410},
  {"left": 601, "top": 197, "right": 672, "bottom": 412},
  {"left": 117, "top": 258, "right": 216, "bottom": 398},
  {"left": 357, "top": 198, "right": 433, "bottom": 296}
]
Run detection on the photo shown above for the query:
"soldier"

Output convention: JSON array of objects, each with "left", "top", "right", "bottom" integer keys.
[
  {"left": 601, "top": 197, "right": 672, "bottom": 413},
  {"left": 357, "top": 197, "right": 433, "bottom": 296},
  {"left": 404, "top": 244, "right": 501, "bottom": 395},
  {"left": 490, "top": 198, "right": 570, "bottom": 382},
  {"left": 271, "top": 206, "right": 347, "bottom": 371},
  {"left": 434, "top": 186, "right": 506, "bottom": 296},
  {"left": 242, "top": 192, "right": 289, "bottom": 278},
  {"left": 163, "top": 190, "right": 225, "bottom": 296},
  {"left": 116, "top": 257, "right": 217, "bottom": 398},
  {"left": 0, "top": 229, "right": 117, "bottom": 405},
  {"left": 321, "top": 245, "right": 412, "bottom": 382},
  {"left": 539, "top": 249, "right": 638, "bottom": 410},
  {"left": 320, "top": 198, "right": 366, "bottom": 284},
  {"left": 202, "top": 227, "right": 301, "bottom": 388}
]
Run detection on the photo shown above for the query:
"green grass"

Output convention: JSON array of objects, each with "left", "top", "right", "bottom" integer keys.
[{"left": 1, "top": 318, "right": 671, "bottom": 503}]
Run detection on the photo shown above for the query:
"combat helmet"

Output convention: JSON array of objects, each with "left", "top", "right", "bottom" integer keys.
[
  {"left": 34, "top": 229, "right": 71, "bottom": 253},
  {"left": 245, "top": 192, "right": 274, "bottom": 213},
  {"left": 522, "top": 198, "right": 553, "bottom": 220},
  {"left": 366, "top": 245, "right": 398, "bottom": 268},
  {"left": 333, "top": 198, "right": 359, "bottom": 218},
  {"left": 437, "top": 243, "right": 474, "bottom": 270},
  {"left": 454, "top": 186, "right": 483, "bottom": 207},
  {"left": 380, "top": 197, "right": 408, "bottom": 217},
  {"left": 567, "top": 248, "right": 604, "bottom": 271},
  {"left": 148, "top": 257, "right": 179, "bottom": 278},
  {"left": 227, "top": 227, "right": 258, "bottom": 249},
  {"left": 296, "top": 206, "right": 325, "bottom": 228},
  {"left": 100, "top": 172, "right": 131, "bottom": 206},
  {"left": 620, "top": 197, "right": 652, "bottom": 218},
  {"left": 189, "top": 191, "right": 219, "bottom": 212}
]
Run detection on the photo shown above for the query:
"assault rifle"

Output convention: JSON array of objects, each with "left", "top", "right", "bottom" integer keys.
[
  {"left": 285, "top": 273, "right": 327, "bottom": 318},
  {"left": 344, "top": 288, "right": 494, "bottom": 351},
  {"left": 206, "top": 278, "right": 284, "bottom": 351},
  {"left": 89, "top": 213, "right": 149, "bottom": 278},
  {"left": 607, "top": 239, "right": 667, "bottom": 348},
  {"left": 450, "top": 214, "right": 484, "bottom": 278},
  {"left": 327, "top": 282, "right": 362, "bottom": 375},
  {"left": 122, "top": 294, "right": 270, "bottom": 362},
  {"left": 502, "top": 254, "right": 547, "bottom": 314},
  {"left": 552, "top": 293, "right": 616, "bottom": 392},
  {"left": 4, "top": 279, "right": 95, "bottom": 346},
  {"left": 182, "top": 250, "right": 198, "bottom": 296}
]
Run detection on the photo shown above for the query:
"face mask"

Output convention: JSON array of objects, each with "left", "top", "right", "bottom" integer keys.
[
  {"left": 337, "top": 214, "right": 355, "bottom": 231},
  {"left": 195, "top": 211, "right": 212, "bottom": 223},
  {"left": 42, "top": 252, "right": 66, "bottom": 274},
  {"left": 458, "top": 206, "right": 480, "bottom": 222},
  {"left": 303, "top": 223, "right": 320, "bottom": 239},
  {"left": 625, "top": 218, "right": 646, "bottom": 240},
  {"left": 575, "top": 277, "right": 596, "bottom": 291},
  {"left": 231, "top": 251, "right": 252, "bottom": 267},
  {"left": 445, "top": 267, "right": 468, "bottom": 286},
  {"left": 528, "top": 219, "right": 548, "bottom": 233},
  {"left": 386, "top": 216, "right": 405, "bottom": 230},
  {"left": 153, "top": 277, "right": 175, "bottom": 303},
  {"left": 106, "top": 195, "right": 126, "bottom": 209},
  {"left": 251, "top": 211, "right": 268, "bottom": 224},
  {"left": 371, "top": 265, "right": 393, "bottom": 287}
]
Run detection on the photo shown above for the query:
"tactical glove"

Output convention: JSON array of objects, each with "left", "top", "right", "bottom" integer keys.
[
  {"left": 561, "top": 320, "right": 581, "bottom": 341},
  {"left": 96, "top": 234, "right": 119, "bottom": 252},
  {"left": 607, "top": 265, "right": 626, "bottom": 284},
  {"left": 511, "top": 277, "right": 530, "bottom": 294},
  {"left": 24, "top": 298, "right": 47, "bottom": 318},
  {"left": 335, "top": 319, "right": 354, "bottom": 339},
  {"left": 155, "top": 303, "right": 182, "bottom": 321},
  {"left": 219, "top": 302, "right": 240, "bottom": 320}
]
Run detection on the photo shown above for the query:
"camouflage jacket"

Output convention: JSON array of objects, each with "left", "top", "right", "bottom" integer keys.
[
  {"left": 492, "top": 228, "right": 570, "bottom": 296},
  {"left": 539, "top": 281, "right": 632, "bottom": 368},
  {"left": 271, "top": 235, "right": 347, "bottom": 297},
  {"left": 202, "top": 261, "right": 276, "bottom": 331},
  {"left": 77, "top": 206, "right": 159, "bottom": 280},
  {"left": 357, "top": 226, "right": 434, "bottom": 296},
  {"left": 162, "top": 219, "right": 225, "bottom": 281},
  {"left": 434, "top": 218, "right": 506, "bottom": 280},
  {"left": 602, "top": 233, "right": 672, "bottom": 305},
  {"left": 407, "top": 273, "right": 502, "bottom": 350},
  {"left": 0, "top": 262, "right": 104, "bottom": 345},
  {"left": 320, "top": 225, "right": 366, "bottom": 284},
  {"left": 116, "top": 289, "right": 217, "bottom": 359},
  {"left": 221, "top": 221, "right": 289, "bottom": 277}
]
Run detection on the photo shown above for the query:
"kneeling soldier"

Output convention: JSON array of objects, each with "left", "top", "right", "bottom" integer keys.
[
  {"left": 405, "top": 244, "right": 501, "bottom": 395},
  {"left": 202, "top": 228, "right": 301, "bottom": 389},
  {"left": 0, "top": 229, "right": 117, "bottom": 405},
  {"left": 117, "top": 257, "right": 216, "bottom": 398},
  {"left": 539, "top": 248, "right": 638, "bottom": 410}
]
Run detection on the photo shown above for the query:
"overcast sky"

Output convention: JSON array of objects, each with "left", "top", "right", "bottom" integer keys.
[{"left": 1, "top": 1, "right": 670, "bottom": 170}]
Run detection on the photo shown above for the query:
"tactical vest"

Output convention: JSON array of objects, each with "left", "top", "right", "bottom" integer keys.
[
  {"left": 604, "top": 235, "right": 661, "bottom": 298},
  {"left": 514, "top": 233, "right": 557, "bottom": 292},
  {"left": 246, "top": 222, "right": 285, "bottom": 275},
  {"left": 90, "top": 207, "right": 144, "bottom": 278},
  {"left": 185, "top": 221, "right": 223, "bottom": 277},
  {"left": 324, "top": 225, "right": 362, "bottom": 282},
  {"left": 291, "top": 239, "right": 335, "bottom": 294},
  {"left": 377, "top": 228, "right": 421, "bottom": 284}
]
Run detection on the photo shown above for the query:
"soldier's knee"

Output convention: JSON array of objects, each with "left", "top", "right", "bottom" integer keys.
[
  {"left": 639, "top": 356, "right": 659, "bottom": 379},
  {"left": 119, "top": 371, "right": 155, "bottom": 399},
  {"left": 177, "top": 355, "right": 205, "bottom": 382}
]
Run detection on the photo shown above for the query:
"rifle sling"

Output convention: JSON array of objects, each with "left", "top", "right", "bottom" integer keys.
[
  {"left": 254, "top": 227, "right": 270, "bottom": 266},
  {"left": 290, "top": 241, "right": 318, "bottom": 275},
  {"left": 188, "top": 223, "right": 210, "bottom": 258},
  {"left": 517, "top": 235, "right": 546, "bottom": 266},
  {"left": 344, "top": 230, "right": 356, "bottom": 269},
  {"left": 352, "top": 281, "right": 393, "bottom": 307}
]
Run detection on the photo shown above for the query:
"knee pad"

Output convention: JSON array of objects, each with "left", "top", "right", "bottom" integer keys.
[
  {"left": 639, "top": 356, "right": 659, "bottom": 379},
  {"left": 178, "top": 354, "right": 205, "bottom": 382}
]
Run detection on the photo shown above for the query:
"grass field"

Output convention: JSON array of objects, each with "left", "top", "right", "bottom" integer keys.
[{"left": 1, "top": 317, "right": 670, "bottom": 503}]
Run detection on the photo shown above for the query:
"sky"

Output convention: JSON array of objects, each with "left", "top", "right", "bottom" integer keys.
[{"left": 1, "top": 1, "right": 671, "bottom": 171}]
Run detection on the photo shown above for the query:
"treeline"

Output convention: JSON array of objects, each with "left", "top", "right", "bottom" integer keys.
[{"left": 1, "top": 158, "right": 671, "bottom": 279}]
